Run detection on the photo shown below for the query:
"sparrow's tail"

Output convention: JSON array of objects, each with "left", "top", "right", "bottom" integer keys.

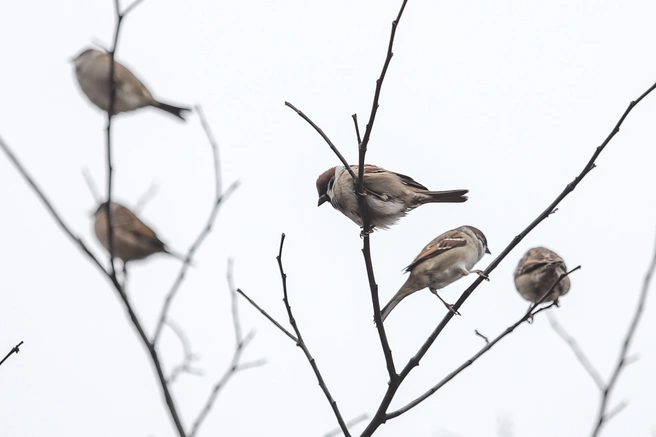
[
  {"left": 153, "top": 101, "right": 192, "bottom": 120},
  {"left": 380, "top": 281, "right": 418, "bottom": 322},
  {"left": 420, "top": 189, "right": 469, "bottom": 204}
]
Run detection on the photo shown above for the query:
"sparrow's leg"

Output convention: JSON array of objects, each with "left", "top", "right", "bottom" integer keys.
[
  {"left": 457, "top": 267, "right": 490, "bottom": 281},
  {"left": 471, "top": 269, "right": 490, "bottom": 281},
  {"left": 430, "top": 288, "right": 460, "bottom": 316},
  {"left": 359, "top": 226, "right": 375, "bottom": 238}
]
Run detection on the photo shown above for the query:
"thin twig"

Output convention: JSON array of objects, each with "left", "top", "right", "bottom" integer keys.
[
  {"left": 133, "top": 181, "right": 160, "bottom": 214},
  {"left": 189, "top": 260, "right": 264, "bottom": 437},
  {"left": 358, "top": 80, "right": 656, "bottom": 437},
  {"left": 386, "top": 267, "right": 580, "bottom": 419},
  {"left": 590, "top": 230, "right": 656, "bottom": 437},
  {"left": 236, "top": 289, "right": 298, "bottom": 342},
  {"left": 351, "top": 114, "right": 362, "bottom": 146},
  {"left": 546, "top": 312, "right": 604, "bottom": 390},
  {"left": 82, "top": 168, "right": 102, "bottom": 204},
  {"left": 152, "top": 106, "right": 240, "bottom": 344},
  {"left": 474, "top": 330, "right": 489, "bottom": 345},
  {"left": 0, "top": 341, "right": 24, "bottom": 368},
  {"left": 165, "top": 320, "right": 203, "bottom": 384},
  {"left": 277, "top": 234, "right": 351, "bottom": 437},
  {"left": 284, "top": 101, "right": 358, "bottom": 182},
  {"left": 323, "top": 414, "right": 370, "bottom": 437}
]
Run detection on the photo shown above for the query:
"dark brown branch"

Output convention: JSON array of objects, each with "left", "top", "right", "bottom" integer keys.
[
  {"left": 386, "top": 267, "right": 580, "bottom": 420},
  {"left": 474, "top": 330, "right": 489, "bottom": 345},
  {"left": 152, "top": 106, "right": 239, "bottom": 344},
  {"left": 590, "top": 230, "right": 656, "bottom": 437},
  {"left": 356, "top": 0, "right": 408, "bottom": 193},
  {"left": 105, "top": 0, "right": 144, "bottom": 280},
  {"left": 189, "top": 260, "right": 265, "bottom": 437},
  {"left": 277, "top": 234, "right": 351, "bottom": 437},
  {"left": 0, "top": 341, "right": 24, "bottom": 368},
  {"left": 0, "top": 136, "right": 111, "bottom": 278},
  {"left": 236, "top": 288, "right": 298, "bottom": 342},
  {"left": 359, "top": 80, "right": 656, "bottom": 437},
  {"left": 323, "top": 414, "right": 370, "bottom": 437},
  {"left": 546, "top": 312, "right": 604, "bottom": 390},
  {"left": 284, "top": 101, "right": 358, "bottom": 182},
  {"left": 351, "top": 114, "right": 362, "bottom": 146}
]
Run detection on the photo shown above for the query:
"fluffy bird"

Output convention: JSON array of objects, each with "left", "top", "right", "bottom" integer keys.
[
  {"left": 72, "top": 48, "right": 190, "bottom": 120},
  {"left": 93, "top": 201, "right": 185, "bottom": 265},
  {"left": 380, "top": 225, "right": 490, "bottom": 321},
  {"left": 316, "top": 165, "right": 468, "bottom": 231},
  {"left": 514, "top": 247, "right": 570, "bottom": 305}
]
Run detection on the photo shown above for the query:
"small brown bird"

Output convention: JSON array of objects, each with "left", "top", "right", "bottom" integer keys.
[
  {"left": 316, "top": 165, "right": 468, "bottom": 231},
  {"left": 93, "top": 201, "right": 186, "bottom": 264},
  {"left": 381, "top": 225, "right": 490, "bottom": 321},
  {"left": 72, "top": 48, "right": 190, "bottom": 120},
  {"left": 514, "top": 247, "right": 570, "bottom": 306}
]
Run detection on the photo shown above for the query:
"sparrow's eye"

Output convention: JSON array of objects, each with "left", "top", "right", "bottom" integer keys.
[{"left": 327, "top": 177, "right": 334, "bottom": 191}]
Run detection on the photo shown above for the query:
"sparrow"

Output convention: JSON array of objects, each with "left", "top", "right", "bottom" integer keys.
[
  {"left": 93, "top": 201, "right": 186, "bottom": 264},
  {"left": 72, "top": 48, "right": 190, "bottom": 120},
  {"left": 514, "top": 247, "right": 570, "bottom": 305},
  {"left": 316, "top": 165, "right": 468, "bottom": 231},
  {"left": 380, "top": 225, "right": 490, "bottom": 321}
]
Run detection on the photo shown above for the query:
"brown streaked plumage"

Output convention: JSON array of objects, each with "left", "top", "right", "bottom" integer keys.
[
  {"left": 316, "top": 165, "right": 468, "bottom": 231},
  {"left": 380, "top": 225, "right": 490, "bottom": 321},
  {"left": 72, "top": 48, "right": 190, "bottom": 120},
  {"left": 93, "top": 201, "right": 185, "bottom": 264},
  {"left": 514, "top": 247, "right": 570, "bottom": 304}
]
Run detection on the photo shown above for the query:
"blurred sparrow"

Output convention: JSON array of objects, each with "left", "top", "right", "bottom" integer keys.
[
  {"left": 72, "top": 48, "right": 190, "bottom": 120},
  {"left": 93, "top": 201, "right": 186, "bottom": 264},
  {"left": 380, "top": 225, "right": 490, "bottom": 321},
  {"left": 316, "top": 165, "right": 468, "bottom": 231},
  {"left": 514, "top": 247, "right": 570, "bottom": 305}
]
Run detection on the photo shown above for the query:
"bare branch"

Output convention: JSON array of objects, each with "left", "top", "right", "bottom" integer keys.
[
  {"left": 386, "top": 267, "right": 579, "bottom": 420},
  {"left": 189, "top": 261, "right": 263, "bottom": 437},
  {"left": 165, "top": 320, "right": 203, "bottom": 384},
  {"left": 152, "top": 106, "right": 240, "bottom": 345},
  {"left": 358, "top": 79, "right": 656, "bottom": 437},
  {"left": 474, "top": 330, "right": 490, "bottom": 345},
  {"left": 590, "top": 230, "right": 656, "bottom": 437},
  {"left": 351, "top": 114, "right": 362, "bottom": 146},
  {"left": 133, "top": 181, "right": 160, "bottom": 214},
  {"left": 546, "top": 312, "right": 604, "bottom": 390},
  {"left": 323, "top": 414, "right": 370, "bottom": 437},
  {"left": 277, "top": 234, "right": 351, "bottom": 437},
  {"left": 284, "top": 101, "right": 358, "bottom": 182},
  {"left": 0, "top": 341, "right": 24, "bottom": 368},
  {"left": 82, "top": 168, "right": 102, "bottom": 204},
  {"left": 236, "top": 288, "right": 298, "bottom": 342}
]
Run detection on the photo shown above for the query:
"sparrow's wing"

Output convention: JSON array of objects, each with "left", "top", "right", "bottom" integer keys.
[
  {"left": 114, "top": 206, "right": 167, "bottom": 251},
  {"left": 360, "top": 166, "right": 428, "bottom": 200},
  {"left": 404, "top": 229, "right": 468, "bottom": 272},
  {"left": 516, "top": 248, "right": 563, "bottom": 276},
  {"left": 113, "top": 60, "right": 154, "bottom": 100}
]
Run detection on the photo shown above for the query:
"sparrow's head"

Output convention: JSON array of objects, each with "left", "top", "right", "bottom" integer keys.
[
  {"left": 71, "top": 47, "right": 104, "bottom": 68},
  {"left": 316, "top": 167, "right": 337, "bottom": 207},
  {"left": 461, "top": 225, "right": 491, "bottom": 255}
]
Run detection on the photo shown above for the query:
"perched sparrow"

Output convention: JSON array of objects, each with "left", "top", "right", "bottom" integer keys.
[
  {"left": 514, "top": 247, "right": 570, "bottom": 305},
  {"left": 316, "top": 165, "right": 468, "bottom": 231},
  {"left": 72, "top": 48, "right": 190, "bottom": 120},
  {"left": 380, "top": 225, "right": 490, "bottom": 321},
  {"left": 93, "top": 201, "right": 186, "bottom": 264}
]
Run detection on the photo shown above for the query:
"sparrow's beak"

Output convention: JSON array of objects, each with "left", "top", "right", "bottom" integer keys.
[
  {"left": 318, "top": 194, "right": 328, "bottom": 207},
  {"left": 486, "top": 248, "right": 491, "bottom": 255}
]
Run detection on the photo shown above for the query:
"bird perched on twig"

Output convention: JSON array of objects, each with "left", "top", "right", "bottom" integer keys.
[
  {"left": 316, "top": 165, "right": 468, "bottom": 232},
  {"left": 514, "top": 247, "right": 570, "bottom": 306},
  {"left": 71, "top": 47, "right": 190, "bottom": 120},
  {"left": 93, "top": 201, "right": 186, "bottom": 265},
  {"left": 380, "top": 225, "right": 490, "bottom": 321}
]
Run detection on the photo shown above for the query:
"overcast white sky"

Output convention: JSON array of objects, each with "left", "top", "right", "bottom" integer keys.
[{"left": 2, "top": 1, "right": 656, "bottom": 436}]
